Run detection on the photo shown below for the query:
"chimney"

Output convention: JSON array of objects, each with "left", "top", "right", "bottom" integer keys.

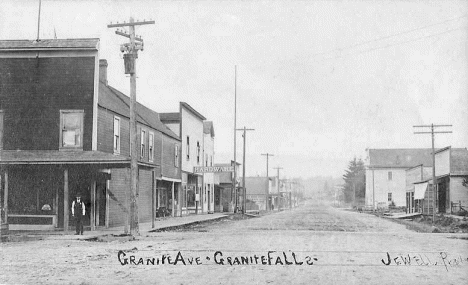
[{"left": 99, "top": 59, "right": 108, "bottom": 86}]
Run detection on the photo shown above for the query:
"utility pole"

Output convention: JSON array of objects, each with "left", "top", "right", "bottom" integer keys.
[
  {"left": 261, "top": 153, "right": 274, "bottom": 211},
  {"left": 273, "top": 167, "right": 283, "bottom": 211},
  {"left": 414, "top": 124, "right": 452, "bottom": 223},
  {"left": 108, "top": 17, "right": 154, "bottom": 236},
  {"left": 237, "top": 127, "right": 255, "bottom": 214},
  {"left": 36, "top": 0, "right": 42, "bottom": 40},
  {"left": 232, "top": 66, "right": 238, "bottom": 213}
]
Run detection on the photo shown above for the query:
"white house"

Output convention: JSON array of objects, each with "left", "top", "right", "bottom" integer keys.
[{"left": 365, "top": 149, "right": 433, "bottom": 209}]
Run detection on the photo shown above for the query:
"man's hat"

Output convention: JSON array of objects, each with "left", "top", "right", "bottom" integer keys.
[{"left": 75, "top": 193, "right": 82, "bottom": 197}]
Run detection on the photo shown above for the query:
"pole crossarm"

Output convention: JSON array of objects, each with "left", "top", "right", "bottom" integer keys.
[
  {"left": 413, "top": 124, "right": 453, "bottom": 127},
  {"left": 414, "top": 131, "right": 453, "bottom": 134},
  {"left": 107, "top": 20, "right": 155, "bottom": 28},
  {"left": 115, "top": 30, "right": 143, "bottom": 42}
]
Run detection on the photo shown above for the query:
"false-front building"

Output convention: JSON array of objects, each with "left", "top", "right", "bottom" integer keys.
[{"left": 0, "top": 39, "right": 181, "bottom": 231}]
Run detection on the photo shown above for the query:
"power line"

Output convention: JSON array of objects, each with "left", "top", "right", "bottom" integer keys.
[
  {"left": 309, "top": 13, "right": 467, "bottom": 60},
  {"left": 314, "top": 26, "right": 466, "bottom": 63}
]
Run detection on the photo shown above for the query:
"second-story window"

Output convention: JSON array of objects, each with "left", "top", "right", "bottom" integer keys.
[
  {"left": 388, "top": 171, "right": 393, "bottom": 181},
  {"left": 186, "top": 136, "right": 190, "bottom": 160},
  {"left": 149, "top": 132, "right": 154, "bottom": 162},
  {"left": 210, "top": 155, "right": 213, "bottom": 166},
  {"left": 197, "top": 141, "right": 200, "bottom": 164},
  {"left": 60, "top": 110, "right": 84, "bottom": 149},
  {"left": 0, "top": 110, "right": 4, "bottom": 150},
  {"left": 113, "top": 116, "right": 120, "bottom": 154},
  {"left": 205, "top": 154, "right": 208, "bottom": 166},
  {"left": 140, "top": 129, "right": 146, "bottom": 159},
  {"left": 175, "top": 144, "right": 179, "bottom": 167}
]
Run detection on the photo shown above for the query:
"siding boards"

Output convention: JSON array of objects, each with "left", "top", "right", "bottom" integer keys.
[
  {"left": 138, "top": 168, "right": 152, "bottom": 223},
  {"left": 97, "top": 107, "right": 130, "bottom": 155},
  {"left": 108, "top": 168, "right": 129, "bottom": 227},
  {"left": 0, "top": 57, "right": 95, "bottom": 150},
  {"left": 161, "top": 134, "right": 181, "bottom": 180}
]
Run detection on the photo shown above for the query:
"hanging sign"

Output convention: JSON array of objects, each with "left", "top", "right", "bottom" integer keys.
[{"left": 193, "top": 166, "right": 234, "bottom": 173}]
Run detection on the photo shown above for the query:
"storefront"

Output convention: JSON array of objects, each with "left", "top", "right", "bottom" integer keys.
[{"left": 0, "top": 150, "right": 129, "bottom": 231}]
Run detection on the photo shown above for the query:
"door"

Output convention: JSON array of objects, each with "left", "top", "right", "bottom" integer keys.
[{"left": 95, "top": 180, "right": 107, "bottom": 227}]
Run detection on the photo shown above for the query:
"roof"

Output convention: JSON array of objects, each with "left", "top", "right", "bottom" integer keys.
[
  {"left": 98, "top": 83, "right": 180, "bottom": 141},
  {"left": 0, "top": 38, "right": 99, "bottom": 51},
  {"left": 159, "top": 112, "right": 180, "bottom": 123},
  {"left": 367, "top": 148, "right": 434, "bottom": 168},
  {"left": 245, "top": 177, "right": 269, "bottom": 195},
  {"left": 0, "top": 150, "right": 129, "bottom": 165},
  {"left": 181, "top": 102, "right": 206, "bottom": 121},
  {"left": 203, "top": 121, "right": 215, "bottom": 137},
  {"left": 450, "top": 148, "right": 468, "bottom": 175}
]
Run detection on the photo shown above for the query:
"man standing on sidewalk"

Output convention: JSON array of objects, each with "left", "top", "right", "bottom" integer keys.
[{"left": 71, "top": 193, "right": 86, "bottom": 235}]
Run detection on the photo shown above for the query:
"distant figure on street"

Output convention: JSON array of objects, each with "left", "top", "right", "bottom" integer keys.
[{"left": 71, "top": 193, "right": 86, "bottom": 235}]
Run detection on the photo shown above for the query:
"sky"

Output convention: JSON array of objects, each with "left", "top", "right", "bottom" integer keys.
[{"left": 1, "top": 0, "right": 467, "bottom": 179}]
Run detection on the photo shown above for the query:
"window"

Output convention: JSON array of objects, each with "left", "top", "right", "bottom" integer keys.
[
  {"left": 210, "top": 155, "right": 213, "bottom": 166},
  {"left": 197, "top": 141, "right": 200, "bottom": 164},
  {"left": 186, "top": 136, "right": 190, "bottom": 160},
  {"left": 113, "top": 117, "right": 120, "bottom": 154},
  {"left": 204, "top": 185, "right": 207, "bottom": 202},
  {"left": 205, "top": 154, "right": 208, "bottom": 166},
  {"left": 149, "top": 132, "right": 154, "bottom": 162},
  {"left": 60, "top": 110, "right": 84, "bottom": 149},
  {"left": 388, "top": 193, "right": 392, "bottom": 202},
  {"left": 0, "top": 110, "right": 4, "bottom": 150},
  {"left": 140, "top": 129, "right": 146, "bottom": 158},
  {"left": 174, "top": 144, "right": 179, "bottom": 167},
  {"left": 388, "top": 171, "right": 393, "bottom": 181}
]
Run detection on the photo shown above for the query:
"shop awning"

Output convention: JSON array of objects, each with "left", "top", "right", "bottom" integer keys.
[
  {"left": 414, "top": 182, "right": 428, "bottom": 200},
  {"left": 0, "top": 150, "right": 130, "bottom": 165}
]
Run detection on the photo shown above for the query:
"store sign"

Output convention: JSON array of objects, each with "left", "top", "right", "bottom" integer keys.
[{"left": 193, "top": 166, "right": 234, "bottom": 173}]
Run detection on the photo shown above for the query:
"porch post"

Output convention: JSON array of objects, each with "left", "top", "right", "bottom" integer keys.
[
  {"left": 4, "top": 171, "right": 8, "bottom": 224},
  {"left": 90, "top": 179, "right": 96, "bottom": 231},
  {"left": 171, "top": 182, "right": 175, "bottom": 217},
  {"left": 151, "top": 173, "right": 155, "bottom": 229},
  {"left": 105, "top": 179, "right": 110, "bottom": 228},
  {"left": 63, "top": 168, "right": 69, "bottom": 232}
]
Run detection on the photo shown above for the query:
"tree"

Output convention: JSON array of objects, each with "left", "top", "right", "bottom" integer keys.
[{"left": 342, "top": 157, "right": 366, "bottom": 205}]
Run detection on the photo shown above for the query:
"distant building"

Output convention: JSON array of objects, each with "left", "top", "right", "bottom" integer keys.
[
  {"left": 244, "top": 176, "right": 272, "bottom": 211},
  {"left": 434, "top": 147, "right": 468, "bottom": 214},
  {"left": 365, "top": 148, "right": 433, "bottom": 209},
  {"left": 405, "top": 164, "right": 432, "bottom": 214},
  {"left": 213, "top": 161, "right": 240, "bottom": 212},
  {"left": 202, "top": 121, "right": 215, "bottom": 213}
]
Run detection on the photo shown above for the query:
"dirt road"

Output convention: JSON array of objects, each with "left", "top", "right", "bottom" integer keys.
[{"left": 1, "top": 201, "right": 467, "bottom": 284}]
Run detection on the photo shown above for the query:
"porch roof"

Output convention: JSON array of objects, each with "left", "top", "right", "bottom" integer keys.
[{"left": 0, "top": 150, "right": 130, "bottom": 165}]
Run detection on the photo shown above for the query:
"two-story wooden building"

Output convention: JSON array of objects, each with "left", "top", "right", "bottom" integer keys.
[
  {"left": 365, "top": 148, "right": 433, "bottom": 209},
  {"left": 160, "top": 103, "right": 207, "bottom": 215},
  {"left": 0, "top": 39, "right": 181, "bottom": 231}
]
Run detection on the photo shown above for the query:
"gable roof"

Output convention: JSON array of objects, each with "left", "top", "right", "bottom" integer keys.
[
  {"left": 0, "top": 38, "right": 99, "bottom": 51},
  {"left": 367, "top": 148, "right": 434, "bottom": 168},
  {"left": 203, "top": 121, "right": 215, "bottom": 137},
  {"left": 98, "top": 82, "right": 180, "bottom": 141},
  {"left": 181, "top": 102, "right": 206, "bottom": 121},
  {"left": 159, "top": 112, "right": 180, "bottom": 123}
]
